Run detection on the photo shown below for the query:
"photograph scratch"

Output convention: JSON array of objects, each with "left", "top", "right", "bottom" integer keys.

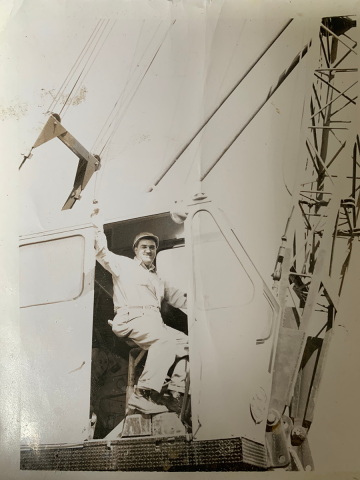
[{"left": 68, "top": 361, "right": 85, "bottom": 374}]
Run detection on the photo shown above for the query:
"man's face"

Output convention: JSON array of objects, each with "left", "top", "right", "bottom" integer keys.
[{"left": 135, "top": 238, "right": 157, "bottom": 267}]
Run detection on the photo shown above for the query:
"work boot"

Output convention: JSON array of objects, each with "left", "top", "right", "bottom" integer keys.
[
  {"left": 127, "top": 387, "right": 169, "bottom": 415},
  {"left": 159, "top": 390, "right": 184, "bottom": 415}
]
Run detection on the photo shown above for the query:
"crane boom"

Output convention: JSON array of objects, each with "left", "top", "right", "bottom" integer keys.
[{"left": 266, "top": 15, "right": 358, "bottom": 470}]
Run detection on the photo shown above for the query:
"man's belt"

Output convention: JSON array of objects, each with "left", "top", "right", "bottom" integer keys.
[
  {"left": 128, "top": 305, "right": 159, "bottom": 311},
  {"left": 116, "top": 305, "right": 159, "bottom": 313}
]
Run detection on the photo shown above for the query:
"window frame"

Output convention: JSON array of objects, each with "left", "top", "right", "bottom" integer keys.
[
  {"left": 191, "top": 209, "right": 255, "bottom": 311},
  {"left": 20, "top": 234, "right": 85, "bottom": 309},
  {"left": 186, "top": 203, "right": 279, "bottom": 346}
]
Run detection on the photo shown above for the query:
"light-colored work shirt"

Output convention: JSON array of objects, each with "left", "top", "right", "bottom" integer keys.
[{"left": 94, "top": 228, "right": 187, "bottom": 315}]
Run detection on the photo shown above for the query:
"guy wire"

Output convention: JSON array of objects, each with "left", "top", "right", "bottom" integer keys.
[
  {"left": 50, "top": 20, "right": 104, "bottom": 114},
  {"left": 47, "top": 19, "right": 102, "bottom": 114}
]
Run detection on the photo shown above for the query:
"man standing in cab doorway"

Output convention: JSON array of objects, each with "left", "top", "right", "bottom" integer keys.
[{"left": 91, "top": 207, "right": 189, "bottom": 416}]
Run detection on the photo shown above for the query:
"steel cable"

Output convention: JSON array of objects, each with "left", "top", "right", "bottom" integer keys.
[
  {"left": 91, "top": 20, "right": 147, "bottom": 154},
  {"left": 92, "top": 21, "right": 162, "bottom": 155},
  {"left": 184, "top": 20, "right": 247, "bottom": 185},
  {"left": 99, "top": 21, "right": 176, "bottom": 159},
  {"left": 62, "top": 19, "right": 116, "bottom": 119},
  {"left": 92, "top": 21, "right": 176, "bottom": 202},
  {"left": 51, "top": 20, "right": 106, "bottom": 114},
  {"left": 47, "top": 19, "right": 102, "bottom": 114}
]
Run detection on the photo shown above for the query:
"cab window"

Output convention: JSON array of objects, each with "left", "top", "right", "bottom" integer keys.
[
  {"left": 192, "top": 210, "right": 254, "bottom": 310},
  {"left": 20, "top": 235, "right": 85, "bottom": 307},
  {"left": 156, "top": 246, "right": 187, "bottom": 293}
]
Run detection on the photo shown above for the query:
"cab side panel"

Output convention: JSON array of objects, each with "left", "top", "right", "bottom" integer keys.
[{"left": 20, "top": 227, "right": 95, "bottom": 445}]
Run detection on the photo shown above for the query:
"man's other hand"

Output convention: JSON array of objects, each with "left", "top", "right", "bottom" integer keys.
[{"left": 91, "top": 206, "right": 104, "bottom": 229}]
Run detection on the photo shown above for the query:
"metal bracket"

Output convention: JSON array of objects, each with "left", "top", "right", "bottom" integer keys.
[
  {"left": 32, "top": 114, "right": 101, "bottom": 210},
  {"left": 265, "top": 414, "right": 292, "bottom": 468}
]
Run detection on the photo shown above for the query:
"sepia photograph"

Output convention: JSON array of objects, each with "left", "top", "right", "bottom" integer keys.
[{"left": 1, "top": 0, "right": 360, "bottom": 476}]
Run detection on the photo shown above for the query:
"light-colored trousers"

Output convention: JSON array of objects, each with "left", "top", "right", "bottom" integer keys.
[{"left": 111, "top": 309, "right": 189, "bottom": 393}]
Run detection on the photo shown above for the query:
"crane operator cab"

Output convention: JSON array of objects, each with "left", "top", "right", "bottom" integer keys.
[{"left": 20, "top": 197, "right": 280, "bottom": 470}]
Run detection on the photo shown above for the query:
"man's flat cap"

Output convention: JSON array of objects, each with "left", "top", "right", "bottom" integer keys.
[{"left": 133, "top": 232, "right": 160, "bottom": 250}]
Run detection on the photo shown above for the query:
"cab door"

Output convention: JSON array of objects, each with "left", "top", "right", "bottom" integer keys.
[
  {"left": 19, "top": 224, "right": 95, "bottom": 445},
  {"left": 185, "top": 201, "right": 279, "bottom": 444}
]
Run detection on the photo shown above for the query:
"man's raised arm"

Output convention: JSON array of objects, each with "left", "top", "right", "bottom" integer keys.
[{"left": 91, "top": 207, "right": 121, "bottom": 277}]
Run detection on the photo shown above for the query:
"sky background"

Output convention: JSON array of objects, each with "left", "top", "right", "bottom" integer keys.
[{"left": 1, "top": 0, "right": 360, "bottom": 476}]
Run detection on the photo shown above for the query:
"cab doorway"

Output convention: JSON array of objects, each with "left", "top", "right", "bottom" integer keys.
[{"left": 89, "top": 213, "right": 189, "bottom": 439}]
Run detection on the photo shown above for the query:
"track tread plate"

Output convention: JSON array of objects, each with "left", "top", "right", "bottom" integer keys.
[{"left": 20, "top": 436, "right": 266, "bottom": 471}]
